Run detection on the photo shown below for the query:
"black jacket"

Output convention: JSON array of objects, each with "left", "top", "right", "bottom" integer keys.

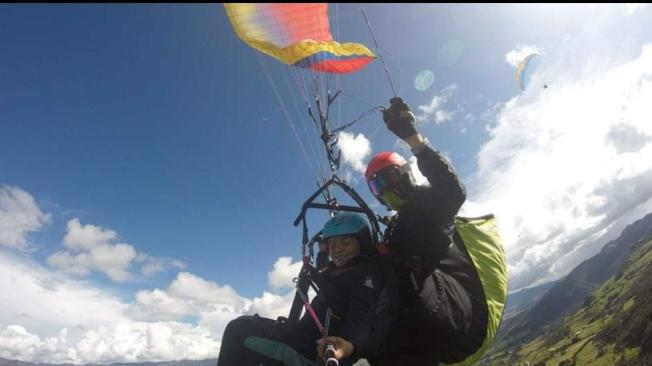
[
  {"left": 290, "top": 256, "right": 392, "bottom": 365},
  {"left": 387, "top": 144, "right": 466, "bottom": 260},
  {"left": 381, "top": 144, "right": 488, "bottom": 364}
]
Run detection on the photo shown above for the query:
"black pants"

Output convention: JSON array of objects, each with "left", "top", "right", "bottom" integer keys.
[
  {"left": 217, "top": 315, "right": 285, "bottom": 366},
  {"left": 218, "top": 315, "right": 362, "bottom": 366}
]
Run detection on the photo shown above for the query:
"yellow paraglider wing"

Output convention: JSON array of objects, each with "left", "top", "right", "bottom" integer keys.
[{"left": 224, "top": 3, "right": 375, "bottom": 74}]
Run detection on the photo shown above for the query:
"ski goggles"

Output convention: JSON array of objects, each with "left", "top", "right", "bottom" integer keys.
[{"left": 368, "top": 164, "right": 412, "bottom": 197}]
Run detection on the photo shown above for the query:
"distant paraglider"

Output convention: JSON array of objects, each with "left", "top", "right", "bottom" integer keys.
[{"left": 516, "top": 53, "right": 545, "bottom": 91}]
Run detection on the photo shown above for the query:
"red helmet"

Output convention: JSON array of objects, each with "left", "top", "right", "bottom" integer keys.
[
  {"left": 365, "top": 152, "right": 415, "bottom": 208},
  {"left": 365, "top": 152, "right": 407, "bottom": 182}
]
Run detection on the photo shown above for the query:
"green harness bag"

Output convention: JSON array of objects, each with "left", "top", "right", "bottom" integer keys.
[{"left": 445, "top": 215, "right": 508, "bottom": 366}]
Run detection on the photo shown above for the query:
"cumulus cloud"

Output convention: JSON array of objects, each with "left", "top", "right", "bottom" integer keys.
[
  {"left": 0, "top": 185, "right": 51, "bottom": 250},
  {"left": 62, "top": 218, "right": 117, "bottom": 251},
  {"left": 198, "top": 287, "right": 295, "bottom": 343},
  {"left": 505, "top": 45, "right": 543, "bottom": 67},
  {"left": 415, "top": 84, "right": 460, "bottom": 125},
  {"left": 0, "top": 322, "right": 219, "bottom": 364},
  {"left": 268, "top": 257, "right": 302, "bottom": 289},
  {"left": 75, "top": 322, "right": 219, "bottom": 363},
  {"left": 47, "top": 219, "right": 184, "bottom": 282},
  {"left": 168, "top": 273, "right": 245, "bottom": 310},
  {"left": 121, "top": 271, "right": 295, "bottom": 356},
  {"left": 47, "top": 219, "right": 137, "bottom": 282},
  {"left": 467, "top": 43, "right": 652, "bottom": 290},
  {"left": 124, "top": 266, "right": 295, "bottom": 344},
  {"left": 605, "top": 123, "right": 651, "bottom": 153},
  {"left": 126, "top": 272, "right": 247, "bottom": 322},
  {"left": 0, "top": 326, "right": 74, "bottom": 364},
  {"left": 1, "top": 250, "right": 298, "bottom": 364},
  {"left": 125, "top": 289, "right": 193, "bottom": 322},
  {"left": 0, "top": 252, "right": 129, "bottom": 335},
  {"left": 139, "top": 255, "right": 186, "bottom": 277},
  {"left": 337, "top": 131, "right": 372, "bottom": 174},
  {"left": 0, "top": 184, "right": 294, "bottom": 363},
  {"left": 245, "top": 291, "right": 296, "bottom": 319}
]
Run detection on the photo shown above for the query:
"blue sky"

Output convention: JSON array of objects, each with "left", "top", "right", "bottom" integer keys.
[{"left": 2, "top": 4, "right": 652, "bottom": 363}]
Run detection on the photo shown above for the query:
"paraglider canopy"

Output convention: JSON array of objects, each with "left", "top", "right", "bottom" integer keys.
[
  {"left": 224, "top": 4, "right": 376, "bottom": 74},
  {"left": 516, "top": 53, "right": 542, "bottom": 91}
]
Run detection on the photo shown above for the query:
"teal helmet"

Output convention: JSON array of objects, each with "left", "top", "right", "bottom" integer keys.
[{"left": 322, "top": 212, "right": 373, "bottom": 255}]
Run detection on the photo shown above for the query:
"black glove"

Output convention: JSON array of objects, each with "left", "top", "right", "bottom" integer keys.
[{"left": 382, "top": 97, "right": 418, "bottom": 139}]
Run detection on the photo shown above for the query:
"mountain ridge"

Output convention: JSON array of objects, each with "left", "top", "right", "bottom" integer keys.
[
  {"left": 503, "top": 212, "right": 652, "bottom": 342},
  {"left": 484, "top": 211, "right": 652, "bottom": 364}
]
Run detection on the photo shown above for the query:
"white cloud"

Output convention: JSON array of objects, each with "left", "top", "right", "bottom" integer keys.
[
  {"left": 0, "top": 249, "right": 299, "bottom": 364},
  {"left": 126, "top": 272, "right": 247, "bottom": 322},
  {"left": 0, "top": 250, "right": 132, "bottom": 358},
  {"left": 168, "top": 272, "right": 246, "bottom": 311},
  {"left": 120, "top": 270, "right": 295, "bottom": 358},
  {"left": 125, "top": 265, "right": 295, "bottom": 344},
  {"left": 624, "top": 3, "right": 648, "bottom": 15},
  {"left": 48, "top": 219, "right": 137, "bottom": 283},
  {"left": 74, "top": 322, "right": 219, "bottom": 364},
  {"left": 0, "top": 325, "right": 46, "bottom": 361},
  {"left": 123, "top": 264, "right": 297, "bottom": 356},
  {"left": 125, "top": 289, "right": 193, "bottom": 322},
  {"left": 435, "top": 110, "right": 453, "bottom": 124},
  {"left": 417, "top": 96, "right": 444, "bottom": 118},
  {"left": 0, "top": 322, "right": 219, "bottom": 364},
  {"left": 605, "top": 122, "right": 651, "bottom": 153},
  {"left": 139, "top": 255, "right": 186, "bottom": 277},
  {"left": 268, "top": 257, "right": 302, "bottom": 289},
  {"left": 0, "top": 185, "right": 51, "bottom": 250},
  {"left": 0, "top": 185, "right": 294, "bottom": 363},
  {"left": 195, "top": 287, "right": 295, "bottom": 342},
  {"left": 48, "top": 219, "right": 183, "bottom": 283},
  {"left": 46, "top": 251, "right": 94, "bottom": 277},
  {"left": 245, "top": 291, "right": 295, "bottom": 319},
  {"left": 0, "top": 326, "right": 80, "bottom": 364},
  {"left": 415, "top": 84, "right": 459, "bottom": 125},
  {"left": 467, "top": 43, "right": 652, "bottom": 290},
  {"left": 62, "top": 218, "right": 117, "bottom": 251},
  {"left": 337, "top": 131, "right": 372, "bottom": 174},
  {"left": 505, "top": 45, "right": 543, "bottom": 68}
]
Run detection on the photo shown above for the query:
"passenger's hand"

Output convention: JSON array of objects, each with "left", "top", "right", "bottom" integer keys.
[
  {"left": 382, "top": 97, "right": 418, "bottom": 139},
  {"left": 316, "top": 336, "right": 355, "bottom": 360}
]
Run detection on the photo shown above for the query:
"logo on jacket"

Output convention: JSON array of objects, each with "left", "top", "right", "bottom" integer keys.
[{"left": 363, "top": 276, "right": 374, "bottom": 289}]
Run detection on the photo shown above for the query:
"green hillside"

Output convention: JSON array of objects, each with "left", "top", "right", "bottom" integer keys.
[{"left": 484, "top": 238, "right": 652, "bottom": 366}]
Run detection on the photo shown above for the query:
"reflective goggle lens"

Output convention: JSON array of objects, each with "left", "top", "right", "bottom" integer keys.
[
  {"left": 369, "top": 177, "right": 385, "bottom": 196},
  {"left": 368, "top": 168, "right": 402, "bottom": 196}
]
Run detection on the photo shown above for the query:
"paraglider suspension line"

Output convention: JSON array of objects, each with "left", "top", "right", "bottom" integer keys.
[{"left": 362, "top": 8, "right": 397, "bottom": 97}]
